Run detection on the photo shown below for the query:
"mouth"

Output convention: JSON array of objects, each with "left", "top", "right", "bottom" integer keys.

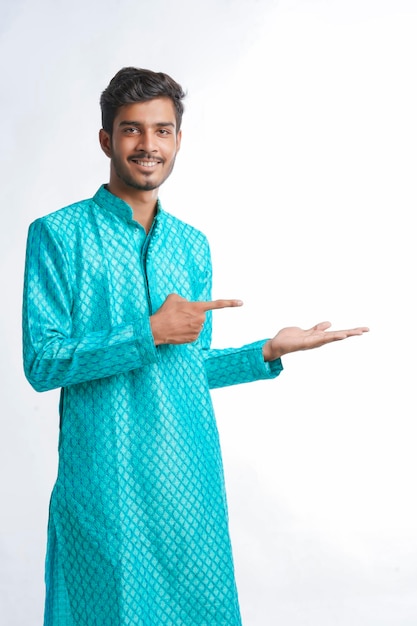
[{"left": 129, "top": 157, "right": 162, "bottom": 168}]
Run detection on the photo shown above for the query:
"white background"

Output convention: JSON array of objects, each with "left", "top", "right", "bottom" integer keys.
[{"left": 1, "top": 1, "right": 416, "bottom": 624}]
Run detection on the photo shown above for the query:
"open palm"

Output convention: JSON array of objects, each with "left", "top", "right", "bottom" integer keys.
[{"left": 263, "top": 322, "right": 369, "bottom": 361}]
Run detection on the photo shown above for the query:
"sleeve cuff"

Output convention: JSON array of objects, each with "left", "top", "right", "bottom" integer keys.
[{"left": 248, "top": 339, "right": 283, "bottom": 380}]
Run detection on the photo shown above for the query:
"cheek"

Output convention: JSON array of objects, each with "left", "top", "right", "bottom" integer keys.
[
  {"left": 168, "top": 143, "right": 180, "bottom": 161},
  {"left": 111, "top": 139, "right": 131, "bottom": 160}
]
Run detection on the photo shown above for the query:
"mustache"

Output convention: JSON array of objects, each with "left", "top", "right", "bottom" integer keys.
[{"left": 128, "top": 152, "right": 163, "bottom": 162}]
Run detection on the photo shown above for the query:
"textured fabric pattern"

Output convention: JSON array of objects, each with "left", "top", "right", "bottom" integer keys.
[{"left": 23, "top": 185, "right": 283, "bottom": 626}]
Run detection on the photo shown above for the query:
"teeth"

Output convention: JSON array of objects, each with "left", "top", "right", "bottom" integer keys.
[{"left": 133, "top": 160, "right": 158, "bottom": 167}]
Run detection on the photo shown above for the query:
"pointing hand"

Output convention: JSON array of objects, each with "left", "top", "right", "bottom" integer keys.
[{"left": 150, "top": 293, "right": 243, "bottom": 345}]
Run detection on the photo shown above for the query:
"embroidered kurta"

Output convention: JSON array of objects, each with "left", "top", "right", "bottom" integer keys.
[{"left": 22, "top": 185, "right": 283, "bottom": 626}]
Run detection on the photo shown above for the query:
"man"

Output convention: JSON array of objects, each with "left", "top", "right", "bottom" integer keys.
[{"left": 22, "top": 67, "right": 368, "bottom": 626}]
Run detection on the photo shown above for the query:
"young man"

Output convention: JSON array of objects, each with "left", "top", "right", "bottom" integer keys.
[{"left": 23, "top": 67, "right": 368, "bottom": 626}]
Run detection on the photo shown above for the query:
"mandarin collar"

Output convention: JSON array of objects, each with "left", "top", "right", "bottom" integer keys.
[{"left": 93, "top": 184, "right": 162, "bottom": 224}]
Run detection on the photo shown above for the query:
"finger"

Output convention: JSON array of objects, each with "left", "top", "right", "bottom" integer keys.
[
  {"left": 311, "top": 321, "right": 332, "bottom": 332},
  {"left": 198, "top": 299, "right": 244, "bottom": 312},
  {"left": 321, "top": 327, "right": 370, "bottom": 342},
  {"left": 311, "top": 322, "right": 369, "bottom": 335},
  {"left": 343, "top": 327, "right": 370, "bottom": 335},
  {"left": 328, "top": 326, "right": 370, "bottom": 336}
]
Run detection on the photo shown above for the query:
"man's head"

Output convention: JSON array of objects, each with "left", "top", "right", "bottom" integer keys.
[
  {"left": 99, "top": 68, "right": 185, "bottom": 196},
  {"left": 100, "top": 67, "right": 185, "bottom": 136}
]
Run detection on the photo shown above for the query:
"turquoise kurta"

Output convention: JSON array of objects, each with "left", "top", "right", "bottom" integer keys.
[{"left": 22, "top": 185, "right": 283, "bottom": 625}]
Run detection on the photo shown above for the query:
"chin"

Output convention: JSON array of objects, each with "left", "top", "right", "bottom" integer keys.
[{"left": 124, "top": 177, "right": 159, "bottom": 192}]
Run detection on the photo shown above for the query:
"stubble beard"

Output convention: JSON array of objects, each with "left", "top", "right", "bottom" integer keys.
[{"left": 112, "top": 153, "right": 177, "bottom": 193}]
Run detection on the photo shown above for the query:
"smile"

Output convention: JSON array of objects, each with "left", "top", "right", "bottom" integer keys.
[{"left": 130, "top": 159, "right": 160, "bottom": 167}]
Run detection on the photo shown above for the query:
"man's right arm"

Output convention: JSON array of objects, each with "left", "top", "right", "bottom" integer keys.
[{"left": 22, "top": 219, "right": 159, "bottom": 392}]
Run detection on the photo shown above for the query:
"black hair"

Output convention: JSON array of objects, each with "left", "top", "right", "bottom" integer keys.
[{"left": 100, "top": 67, "right": 186, "bottom": 134}]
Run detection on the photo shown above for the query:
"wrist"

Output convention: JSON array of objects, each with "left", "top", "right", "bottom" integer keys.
[
  {"left": 262, "top": 340, "right": 273, "bottom": 362},
  {"left": 262, "top": 339, "right": 284, "bottom": 362},
  {"left": 150, "top": 314, "right": 163, "bottom": 346}
]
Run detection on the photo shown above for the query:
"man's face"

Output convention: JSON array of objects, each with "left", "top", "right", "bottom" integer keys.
[{"left": 100, "top": 97, "right": 181, "bottom": 193}]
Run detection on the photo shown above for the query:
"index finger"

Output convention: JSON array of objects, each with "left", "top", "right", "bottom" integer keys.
[{"left": 198, "top": 299, "right": 244, "bottom": 312}]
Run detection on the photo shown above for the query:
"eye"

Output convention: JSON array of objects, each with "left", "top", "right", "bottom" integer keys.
[
  {"left": 158, "top": 128, "right": 171, "bottom": 136},
  {"left": 123, "top": 127, "right": 140, "bottom": 134}
]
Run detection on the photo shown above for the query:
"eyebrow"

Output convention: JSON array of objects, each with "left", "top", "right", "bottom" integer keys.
[{"left": 119, "top": 121, "right": 176, "bottom": 128}]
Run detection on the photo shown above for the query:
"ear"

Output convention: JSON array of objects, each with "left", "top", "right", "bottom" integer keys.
[{"left": 99, "top": 129, "right": 112, "bottom": 158}]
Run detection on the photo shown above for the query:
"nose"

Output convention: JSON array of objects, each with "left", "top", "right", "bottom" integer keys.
[{"left": 136, "top": 129, "right": 156, "bottom": 154}]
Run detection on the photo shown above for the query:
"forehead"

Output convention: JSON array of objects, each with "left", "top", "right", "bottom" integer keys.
[{"left": 114, "top": 97, "right": 177, "bottom": 128}]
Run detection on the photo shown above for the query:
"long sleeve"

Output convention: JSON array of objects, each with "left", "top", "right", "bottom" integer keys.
[
  {"left": 203, "top": 341, "right": 283, "bottom": 389},
  {"left": 22, "top": 219, "right": 159, "bottom": 392}
]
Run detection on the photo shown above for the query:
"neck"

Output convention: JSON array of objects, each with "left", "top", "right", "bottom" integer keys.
[{"left": 107, "top": 182, "right": 159, "bottom": 232}]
